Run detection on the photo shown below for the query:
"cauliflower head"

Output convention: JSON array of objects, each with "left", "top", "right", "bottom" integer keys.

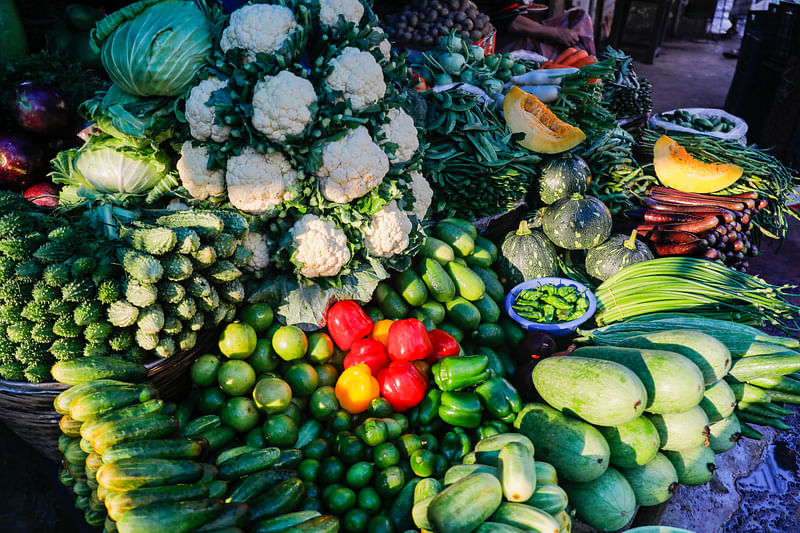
[
  {"left": 363, "top": 200, "right": 412, "bottom": 258},
  {"left": 177, "top": 141, "right": 226, "bottom": 201},
  {"left": 226, "top": 147, "right": 300, "bottom": 213},
  {"left": 319, "top": 0, "right": 364, "bottom": 27},
  {"left": 240, "top": 232, "right": 270, "bottom": 272},
  {"left": 252, "top": 71, "right": 317, "bottom": 143},
  {"left": 316, "top": 126, "right": 389, "bottom": 204},
  {"left": 407, "top": 171, "right": 433, "bottom": 221},
  {"left": 290, "top": 214, "right": 351, "bottom": 278},
  {"left": 185, "top": 78, "right": 230, "bottom": 142},
  {"left": 379, "top": 108, "right": 420, "bottom": 163},
  {"left": 220, "top": 4, "right": 298, "bottom": 63},
  {"left": 326, "top": 47, "right": 386, "bottom": 111},
  {"left": 372, "top": 27, "right": 391, "bottom": 61}
]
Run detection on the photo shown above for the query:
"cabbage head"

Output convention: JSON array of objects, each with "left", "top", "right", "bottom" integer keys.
[
  {"left": 91, "top": 0, "right": 212, "bottom": 97},
  {"left": 73, "top": 136, "right": 170, "bottom": 195}
]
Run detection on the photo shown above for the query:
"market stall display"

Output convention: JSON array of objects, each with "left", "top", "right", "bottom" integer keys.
[{"left": 1, "top": 0, "right": 800, "bottom": 532}]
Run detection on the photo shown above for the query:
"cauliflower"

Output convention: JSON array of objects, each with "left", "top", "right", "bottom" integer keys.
[
  {"left": 407, "top": 171, "right": 433, "bottom": 221},
  {"left": 372, "top": 28, "right": 391, "bottom": 61},
  {"left": 379, "top": 108, "right": 420, "bottom": 163},
  {"left": 225, "top": 147, "right": 300, "bottom": 213},
  {"left": 326, "top": 47, "right": 386, "bottom": 111},
  {"left": 166, "top": 199, "right": 190, "bottom": 211},
  {"left": 290, "top": 214, "right": 351, "bottom": 278},
  {"left": 220, "top": 4, "right": 298, "bottom": 63},
  {"left": 185, "top": 78, "right": 230, "bottom": 142},
  {"left": 319, "top": 0, "right": 364, "bottom": 27},
  {"left": 252, "top": 71, "right": 317, "bottom": 142},
  {"left": 316, "top": 126, "right": 389, "bottom": 204},
  {"left": 240, "top": 232, "right": 270, "bottom": 272},
  {"left": 176, "top": 142, "right": 225, "bottom": 201},
  {"left": 363, "top": 200, "right": 412, "bottom": 258}
]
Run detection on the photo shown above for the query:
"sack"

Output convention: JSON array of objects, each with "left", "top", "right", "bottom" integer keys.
[{"left": 649, "top": 108, "right": 748, "bottom": 144}]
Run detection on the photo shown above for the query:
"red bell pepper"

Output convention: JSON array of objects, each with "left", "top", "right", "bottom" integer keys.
[
  {"left": 326, "top": 300, "right": 373, "bottom": 351},
  {"left": 387, "top": 319, "right": 432, "bottom": 361},
  {"left": 343, "top": 338, "right": 390, "bottom": 376},
  {"left": 426, "top": 329, "right": 460, "bottom": 364},
  {"left": 377, "top": 360, "right": 428, "bottom": 412}
]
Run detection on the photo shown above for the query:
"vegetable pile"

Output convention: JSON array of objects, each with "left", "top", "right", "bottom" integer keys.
[
  {"left": 657, "top": 109, "right": 737, "bottom": 134},
  {"left": 510, "top": 285, "right": 590, "bottom": 324},
  {"left": 381, "top": 0, "right": 494, "bottom": 48},
  {"left": 600, "top": 47, "right": 652, "bottom": 120}
]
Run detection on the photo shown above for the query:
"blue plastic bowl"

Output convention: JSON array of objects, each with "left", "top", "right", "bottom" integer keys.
[{"left": 504, "top": 277, "right": 596, "bottom": 337}]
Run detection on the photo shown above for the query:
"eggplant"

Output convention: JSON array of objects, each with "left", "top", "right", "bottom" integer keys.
[
  {"left": 511, "top": 357, "right": 543, "bottom": 402},
  {"left": 8, "top": 81, "right": 71, "bottom": 136},
  {"left": 0, "top": 131, "right": 46, "bottom": 191},
  {"left": 513, "top": 331, "right": 557, "bottom": 362}
]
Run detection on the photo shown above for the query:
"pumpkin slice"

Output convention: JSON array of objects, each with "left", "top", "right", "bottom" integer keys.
[
  {"left": 503, "top": 86, "right": 586, "bottom": 154},
  {"left": 653, "top": 135, "right": 743, "bottom": 193}
]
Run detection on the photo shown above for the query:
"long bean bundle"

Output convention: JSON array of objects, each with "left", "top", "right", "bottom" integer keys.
[
  {"left": 640, "top": 129, "right": 800, "bottom": 240},
  {"left": 594, "top": 257, "right": 800, "bottom": 332}
]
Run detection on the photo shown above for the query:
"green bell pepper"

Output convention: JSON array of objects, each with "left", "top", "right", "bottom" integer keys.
[
  {"left": 441, "top": 427, "right": 472, "bottom": 463},
  {"left": 432, "top": 355, "right": 491, "bottom": 391},
  {"left": 475, "top": 377, "right": 522, "bottom": 424},
  {"left": 476, "top": 419, "right": 511, "bottom": 440},
  {"left": 439, "top": 391, "right": 483, "bottom": 429},
  {"left": 417, "top": 389, "right": 441, "bottom": 426}
]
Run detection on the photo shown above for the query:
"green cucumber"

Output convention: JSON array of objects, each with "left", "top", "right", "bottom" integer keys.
[
  {"left": 438, "top": 321, "right": 464, "bottom": 343},
  {"left": 444, "top": 262, "right": 486, "bottom": 301},
  {"left": 90, "top": 414, "right": 178, "bottom": 453},
  {"left": 421, "top": 237, "right": 455, "bottom": 265},
  {"left": 105, "top": 482, "right": 211, "bottom": 522},
  {"left": 180, "top": 415, "right": 221, "bottom": 437},
  {"left": 198, "top": 425, "right": 236, "bottom": 452},
  {"left": 284, "top": 515, "right": 339, "bottom": 533},
  {"left": 525, "top": 484, "right": 568, "bottom": 515},
  {"left": 216, "top": 445, "right": 257, "bottom": 466},
  {"left": 419, "top": 258, "right": 457, "bottom": 303},
  {"left": 226, "top": 469, "right": 298, "bottom": 503},
  {"left": 727, "top": 381, "right": 771, "bottom": 403},
  {"left": 434, "top": 223, "right": 475, "bottom": 257},
  {"left": 97, "top": 458, "right": 205, "bottom": 491},
  {"left": 748, "top": 375, "right": 800, "bottom": 395},
  {"left": 498, "top": 441, "right": 536, "bottom": 502},
  {"left": 374, "top": 282, "right": 409, "bottom": 320},
  {"left": 473, "top": 294, "right": 501, "bottom": 323},
  {"left": 472, "top": 323, "right": 505, "bottom": 348},
  {"left": 195, "top": 502, "right": 250, "bottom": 531},
  {"left": 475, "top": 522, "right": 527, "bottom": 533},
  {"left": 102, "top": 437, "right": 207, "bottom": 464},
  {"left": 419, "top": 300, "right": 446, "bottom": 324},
  {"left": 466, "top": 245, "right": 494, "bottom": 268},
  {"left": 414, "top": 477, "right": 442, "bottom": 502},
  {"left": 249, "top": 477, "right": 305, "bottom": 521},
  {"left": 728, "top": 354, "right": 800, "bottom": 382},
  {"left": 412, "top": 495, "right": 435, "bottom": 529},
  {"left": 69, "top": 383, "right": 157, "bottom": 421},
  {"left": 387, "top": 478, "right": 420, "bottom": 531},
  {"left": 252, "top": 511, "right": 321, "bottom": 533},
  {"left": 393, "top": 269, "right": 428, "bottom": 307},
  {"left": 471, "top": 266, "right": 505, "bottom": 303},
  {"left": 648, "top": 406, "right": 710, "bottom": 452},
  {"left": 115, "top": 498, "right": 223, "bottom": 533},
  {"left": 475, "top": 235, "right": 499, "bottom": 262},
  {"left": 81, "top": 399, "right": 165, "bottom": 442},
  {"left": 428, "top": 473, "right": 503, "bottom": 533},
  {"left": 440, "top": 218, "right": 478, "bottom": 240},
  {"left": 535, "top": 461, "right": 558, "bottom": 485},
  {"left": 700, "top": 380, "right": 736, "bottom": 422},
  {"left": 444, "top": 297, "right": 481, "bottom": 331},
  {"left": 490, "top": 502, "right": 560, "bottom": 533},
  {"left": 52, "top": 357, "right": 147, "bottom": 385},
  {"left": 218, "top": 448, "right": 281, "bottom": 480}
]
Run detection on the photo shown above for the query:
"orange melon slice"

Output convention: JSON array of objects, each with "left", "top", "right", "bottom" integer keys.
[
  {"left": 503, "top": 86, "right": 586, "bottom": 154},
  {"left": 653, "top": 135, "right": 743, "bottom": 193}
]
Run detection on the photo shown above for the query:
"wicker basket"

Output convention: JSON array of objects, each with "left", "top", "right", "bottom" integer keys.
[{"left": 0, "top": 330, "right": 216, "bottom": 462}]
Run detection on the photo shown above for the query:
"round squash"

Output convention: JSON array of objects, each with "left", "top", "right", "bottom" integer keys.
[
  {"left": 585, "top": 230, "right": 654, "bottom": 281},
  {"left": 497, "top": 220, "right": 558, "bottom": 286},
  {"left": 538, "top": 153, "right": 591, "bottom": 205},
  {"left": 542, "top": 194, "right": 612, "bottom": 250}
]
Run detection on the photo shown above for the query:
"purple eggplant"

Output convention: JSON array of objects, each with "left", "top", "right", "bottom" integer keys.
[
  {"left": 8, "top": 82, "right": 71, "bottom": 136},
  {"left": 0, "top": 131, "right": 46, "bottom": 191}
]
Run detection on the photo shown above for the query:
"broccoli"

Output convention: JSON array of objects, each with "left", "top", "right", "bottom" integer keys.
[
  {"left": 84, "top": 322, "right": 113, "bottom": 343},
  {"left": 49, "top": 338, "right": 83, "bottom": 361},
  {"left": 53, "top": 315, "right": 81, "bottom": 338},
  {"left": 73, "top": 301, "right": 103, "bottom": 326},
  {"left": 97, "top": 279, "right": 122, "bottom": 304},
  {"left": 43, "top": 263, "right": 70, "bottom": 287},
  {"left": 108, "top": 329, "right": 134, "bottom": 352}
]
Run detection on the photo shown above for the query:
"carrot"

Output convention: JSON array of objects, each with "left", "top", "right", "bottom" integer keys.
[
  {"left": 543, "top": 62, "right": 570, "bottom": 69},
  {"left": 562, "top": 49, "right": 588, "bottom": 66},
  {"left": 540, "top": 61, "right": 554, "bottom": 68},
  {"left": 554, "top": 47, "right": 577, "bottom": 64},
  {"left": 573, "top": 55, "right": 596, "bottom": 68}
]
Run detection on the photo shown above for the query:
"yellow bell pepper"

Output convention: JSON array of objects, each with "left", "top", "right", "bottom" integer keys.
[
  {"left": 335, "top": 363, "right": 380, "bottom": 414},
  {"left": 370, "top": 319, "right": 393, "bottom": 347}
]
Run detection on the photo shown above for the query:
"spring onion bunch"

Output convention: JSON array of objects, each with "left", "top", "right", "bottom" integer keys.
[{"left": 594, "top": 257, "right": 800, "bottom": 332}]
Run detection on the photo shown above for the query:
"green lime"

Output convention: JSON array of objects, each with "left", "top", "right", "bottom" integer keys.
[
  {"left": 307, "top": 332, "right": 334, "bottom": 364},
  {"left": 374, "top": 466, "right": 404, "bottom": 498},
  {"left": 409, "top": 448, "right": 435, "bottom": 477},
  {"left": 252, "top": 377, "right": 292, "bottom": 414},
  {"left": 298, "top": 458, "right": 320, "bottom": 482},
  {"left": 217, "top": 360, "right": 256, "bottom": 396},
  {"left": 190, "top": 354, "right": 221, "bottom": 387},
  {"left": 218, "top": 322, "right": 258, "bottom": 359},
  {"left": 343, "top": 508, "right": 370, "bottom": 532},
  {"left": 196, "top": 386, "right": 227, "bottom": 414},
  {"left": 309, "top": 386, "right": 338, "bottom": 420},
  {"left": 316, "top": 363, "right": 339, "bottom": 388},
  {"left": 271, "top": 326, "right": 308, "bottom": 361},
  {"left": 244, "top": 426, "right": 266, "bottom": 448},
  {"left": 247, "top": 339, "right": 279, "bottom": 373},
  {"left": 262, "top": 414, "right": 298, "bottom": 447},
  {"left": 220, "top": 397, "right": 260, "bottom": 433},
  {"left": 345, "top": 462, "right": 374, "bottom": 489},
  {"left": 357, "top": 486, "right": 381, "bottom": 514},
  {"left": 239, "top": 303, "right": 274, "bottom": 332},
  {"left": 284, "top": 363, "right": 319, "bottom": 397},
  {"left": 326, "top": 487, "right": 357, "bottom": 514},
  {"left": 368, "top": 516, "right": 394, "bottom": 533},
  {"left": 373, "top": 442, "right": 400, "bottom": 469},
  {"left": 318, "top": 456, "right": 346, "bottom": 485}
]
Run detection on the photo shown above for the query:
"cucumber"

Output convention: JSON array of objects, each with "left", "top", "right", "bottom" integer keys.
[
  {"left": 419, "top": 257, "right": 457, "bottom": 303},
  {"left": 218, "top": 448, "right": 281, "bottom": 480},
  {"left": 55, "top": 379, "right": 131, "bottom": 416},
  {"left": 195, "top": 503, "right": 250, "bottom": 531},
  {"left": 561, "top": 467, "right": 636, "bottom": 532},
  {"left": 207, "top": 480, "right": 228, "bottom": 499},
  {"left": 91, "top": 414, "right": 178, "bottom": 453},
  {"left": 438, "top": 321, "right": 464, "bottom": 343},
  {"left": 102, "top": 438, "right": 208, "bottom": 464},
  {"left": 728, "top": 354, "right": 800, "bottom": 382},
  {"left": 475, "top": 235, "right": 499, "bottom": 262},
  {"left": 498, "top": 441, "right": 536, "bottom": 502},
  {"left": 201, "top": 425, "right": 236, "bottom": 452},
  {"left": 226, "top": 469, "right": 299, "bottom": 503},
  {"left": 97, "top": 458, "right": 205, "bottom": 491},
  {"left": 249, "top": 477, "right": 305, "bottom": 521},
  {"left": 65, "top": 439, "right": 89, "bottom": 465},
  {"left": 748, "top": 375, "right": 800, "bottom": 395},
  {"left": 428, "top": 473, "right": 503, "bottom": 533},
  {"left": 471, "top": 266, "right": 505, "bottom": 303},
  {"left": 105, "top": 482, "right": 211, "bottom": 521},
  {"left": 387, "top": 478, "right": 420, "bottom": 531},
  {"left": 499, "top": 317, "right": 525, "bottom": 349},
  {"left": 81, "top": 399, "right": 165, "bottom": 442},
  {"left": 749, "top": 388, "right": 800, "bottom": 405},
  {"left": 466, "top": 245, "right": 494, "bottom": 268},
  {"left": 535, "top": 461, "right": 558, "bottom": 485},
  {"left": 598, "top": 416, "right": 660, "bottom": 469},
  {"left": 86, "top": 452, "right": 104, "bottom": 473},
  {"left": 421, "top": 237, "right": 455, "bottom": 265},
  {"left": 180, "top": 415, "right": 221, "bottom": 436},
  {"left": 272, "top": 448, "right": 303, "bottom": 469},
  {"left": 474, "top": 434, "right": 535, "bottom": 466},
  {"left": 284, "top": 516, "right": 339, "bottom": 533},
  {"left": 393, "top": 269, "right": 428, "bottom": 307},
  {"left": 59, "top": 415, "right": 83, "bottom": 438},
  {"left": 700, "top": 380, "right": 736, "bottom": 422},
  {"left": 443, "top": 464, "right": 498, "bottom": 485},
  {"left": 708, "top": 413, "right": 742, "bottom": 453},
  {"left": 374, "top": 282, "right": 410, "bottom": 320},
  {"left": 444, "top": 262, "right": 486, "bottom": 301},
  {"left": 434, "top": 223, "right": 475, "bottom": 257},
  {"left": 115, "top": 498, "right": 223, "bottom": 533},
  {"left": 215, "top": 445, "right": 257, "bottom": 466},
  {"left": 412, "top": 495, "right": 435, "bottom": 529},
  {"left": 418, "top": 300, "right": 446, "bottom": 324},
  {"left": 70, "top": 384, "right": 157, "bottom": 422},
  {"left": 252, "top": 511, "right": 321, "bottom": 533},
  {"left": 525, "top": 484, "right": 568, "bottom": 515},
  {"left": 444, "top": 297, "right": 481, "bottom": 331},
  {"left": 472, "top": 323, "right": 505, "bottom": 348},
  {"left": 440, "top": 218, "right": 478, "bottom": 240},
  {"left": 490, "top": 502, "right": 560, "bottom": 533},
  {"left": 52, "top": 357, "right": 146, "bottom": 385},
  {"left": 473, "top": 294, "right": 501, "bottom": 323}
]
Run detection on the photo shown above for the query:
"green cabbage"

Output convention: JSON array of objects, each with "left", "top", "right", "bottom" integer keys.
[{"left": 91, "top": 0, "right": 212, "bottom": 97}]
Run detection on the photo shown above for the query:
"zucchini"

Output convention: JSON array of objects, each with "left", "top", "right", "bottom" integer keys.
[
  {"left": 105, "top": 482, "right": 211, "bottom": 521},
  {"left": 248, "top": 477, "right": 305, "bottom": 521},
  {"left": 97, "top": 458, "right": 205, "bottom": 491},
  {"left": 90, "top": 413, "right": 178, "bottom": 453},
  {"left": 252, "top": 511, "right": 321, "bottom": 533},
  {"left": 52, "top": 357, "right": 147, "bottom": 385},
  {"left": 115, "top": 498, "right": 223, "bottom": 533},
  {"left": 102, "top": 437, "right": 207, "bottom": 464},
  {"left": 491, "top": 502, "right": 560, "bottom": 533},
  {"left": 428, "top": 473, "right": 503, "bottom": 533},
  {"left": 498, "top": 441, "right": 536, "bottom": 502}
]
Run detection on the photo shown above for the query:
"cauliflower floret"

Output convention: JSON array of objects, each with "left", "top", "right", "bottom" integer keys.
[
  {"left": 316, "top": 126, "right": 389, "bottom": 204},
  {"left": 185, "top": 78, "right": 230, "bottom": 142},
  {"left": 176, "top": 142, "right": 225, "bottom": 201},
  {"left": 290, "top": 214, "right": 351, "bottom": 278},
  {"left": 363, "top": 200, "right": 412, "bottom": 258},
  {"left": 319, "top": 0, "right": 364, "bottom": 27},
  {"left": 226, "top": 147, "right": 300, "bottom": 213},
  {"left": 371, "top": 28, "right": 391, "bottom": 61},
  {"left": 326, "top": 47, "right": 386, "bottom": 111},
  {"left": 220, "top": 4, "right": 298, "bottom": 63},
  {"left": 407, "top": 171, "right": 433, "bottom": 221},
  {"left": 240, "top": 232, "right": 270, "bottom": 272},
  {"left": 252, "top": 71, "right": 317, "bottom": 142},
  {"left": 379, "top": 108, "right": 420, "bottom": 163}
]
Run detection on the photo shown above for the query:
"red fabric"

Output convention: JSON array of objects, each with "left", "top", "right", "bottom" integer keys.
[{"left": 497, "top": 8, "right": 596, "bottom": 60}]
